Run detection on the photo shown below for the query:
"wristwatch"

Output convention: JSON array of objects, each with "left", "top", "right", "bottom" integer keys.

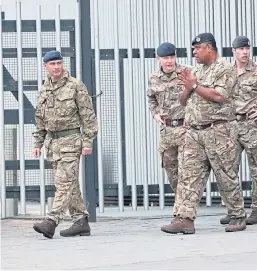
[
  {"left": 191, "top": 83, "right": 198, "bottom": 91},
  {"left": 190, "top": 83, "right": 198, "bottom": 94}
]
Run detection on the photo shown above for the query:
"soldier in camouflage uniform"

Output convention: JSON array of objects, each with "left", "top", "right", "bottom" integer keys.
[
  {"left": 32, "top": 51, "right": 98, "bottom": 239},
  {"left": 147, "top": 42, "right": 187, "bottom": 217},
  {"left": 220, "top": 36, "right": 257, "bottom": 226},
  {"left": 161, "top": 33, "right": 246, "bottom": 234}
]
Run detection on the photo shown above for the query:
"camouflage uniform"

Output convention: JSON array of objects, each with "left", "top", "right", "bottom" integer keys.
[
  {"left": 33, "top": 70, "right": 98, "bottom": 225},
  {"left": 147, "top": 65, "right": 186, "bottom": 215},
  {"left": 234, "top": 60, "right": 257, "bottom": 223},
  {"left": 176, "top": 57, "right": 245, "bottom": 221}
]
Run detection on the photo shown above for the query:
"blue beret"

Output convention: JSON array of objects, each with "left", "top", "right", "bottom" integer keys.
[
  {"left": 192, "top": 32, "right": 216, "bottom": 46},
  {"left": 232, "top": 36, "right": 250, "bottom": 48},
  {"left": 157, "top": 42, "right": 176, "bottom": 57},
  {"left": 43, "top": 50, "right": 63, "bottom": 63}
]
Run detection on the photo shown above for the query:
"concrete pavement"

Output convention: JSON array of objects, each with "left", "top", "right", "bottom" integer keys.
[{"left": 1, "top": 205, "right": 257, "bottom": 270}]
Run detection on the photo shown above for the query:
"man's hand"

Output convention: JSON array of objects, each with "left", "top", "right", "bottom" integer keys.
[
  {"left": 33, "top": 148, "right": 41, "bottom": 158},
  {"left": 177, "top": 68, "right": 197, "bottom": 91},
  {"left": 82, "top": 147, "right": 92, "bottom": 155},
  {"left": 248, "top": 109, "right": 257, "bottom": 120},
  {"left": 154, "top": 114, "right": 164, "bottom": 124}
]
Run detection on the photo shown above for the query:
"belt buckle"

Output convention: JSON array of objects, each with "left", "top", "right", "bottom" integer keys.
[
  {"left": 172, "top": 120, "right": 178, "bottom": 127},
  {"left": 236, "top": 115, "right": 241, "bottom": 121},
  {"left": 196, "top": 125, "right": 201, "bottom": 130}
]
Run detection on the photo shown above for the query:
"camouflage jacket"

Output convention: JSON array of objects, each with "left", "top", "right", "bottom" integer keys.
[
  {"left": 147, "top": 64, "right": 185, "bottom": 120},
  {"left": 233, "top": 59, "right": 257, "bottom": 115},
  {"left": 185, "top": 57, "right": 237, "bottom": 126},
  {"left": 33, "top": 70, "right": 98, "bottom": 149}
]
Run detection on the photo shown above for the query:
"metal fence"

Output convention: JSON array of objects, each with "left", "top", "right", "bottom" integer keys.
[
  {"left": 92, "top": 0, "right": 256, "bottom": 212},
  {"left": 0, "top": 1, "right": 80, "bottom": 218},
  {"left": 1, "top": 0, "right": 256, "bottom": 219}
]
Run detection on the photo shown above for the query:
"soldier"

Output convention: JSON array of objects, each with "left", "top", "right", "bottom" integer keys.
[
  {"left": 32, "top": 50, "right": 98, "bottom": 238},
  {"left": 147, "top": 42, "right": 187, "bottom": 217},
  {"left": 220, "top": 36, "right": 257, "bottom": 226},
  {"left": 161, "top": 33, "right": 246, "bottom": 234}
]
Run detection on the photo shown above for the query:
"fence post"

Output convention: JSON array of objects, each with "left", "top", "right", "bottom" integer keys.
[
  {"left": 0, "top": 6, "right": 6, "bottom": 219},
  {"left": 79, "top": 0, "right": 97, "bottom": 222}
]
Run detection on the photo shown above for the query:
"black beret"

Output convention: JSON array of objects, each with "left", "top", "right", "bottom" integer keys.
[
  {"left": 232, "top": 36, "right": 251, "bottom": 48},
  {"left": 192, "top": 32, "right": 216, "bottom": 46},
  {"left": 43, "top": 50, "right": 63, "bottom": 63},
  {"left": 157, "top": 42, "right": 176, "bottom": 57}
]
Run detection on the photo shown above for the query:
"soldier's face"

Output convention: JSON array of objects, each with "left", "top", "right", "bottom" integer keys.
[
  {"left": 232, "top": 47, "right": 251, "bottom": 64},
  {"left": 193, "top": 43, "right": 210, "bottom": 64},
  {"left": 44, "top": 60, "right": 64, "bottom": 79},
  {"left": 157, "top": 55, "right": 176, "bottom": 73}
]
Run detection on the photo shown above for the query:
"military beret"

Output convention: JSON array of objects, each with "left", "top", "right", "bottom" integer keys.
[
  {"left": 43, "top": 50, "right": 63, "bottom": 63},
  {"left": 157, "top": 42, "right": 176, "bottom": 57},
  {"left": 232, "top": 36, "right": 251, "bottom": 48},
  {"left": 192, "top": 32, "right": 216, "bottom": 46}
]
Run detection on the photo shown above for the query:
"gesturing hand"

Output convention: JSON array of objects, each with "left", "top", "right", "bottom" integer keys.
[{"left": 177, "top": 68, "right": 197, "bottom": 91}]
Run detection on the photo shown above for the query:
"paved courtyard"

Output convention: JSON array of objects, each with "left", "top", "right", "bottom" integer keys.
[{"left": 1, "top": 206, "right": 257, "bottom": 270}]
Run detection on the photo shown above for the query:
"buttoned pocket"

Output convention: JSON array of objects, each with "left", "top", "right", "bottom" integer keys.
[{"left": 56, "top": 90, "right": 77, "bottom": 116}]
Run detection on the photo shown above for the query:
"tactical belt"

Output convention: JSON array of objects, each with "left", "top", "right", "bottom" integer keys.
[
  {"left": 191, "top": 120, "right": 228, "bottom": 130},
  {"left": 236, "top": 112, "right": 254, "bottom": 121},
  {"left": 47, "top": 128, "right": 80, "bottom": 139},
  {"left": 164, "top": 118, "right": 184, "bottom": 127}
]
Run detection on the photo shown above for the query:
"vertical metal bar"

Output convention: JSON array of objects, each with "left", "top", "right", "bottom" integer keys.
[
  {"left": 139, "top": 0, "right": 149, "bottom": 210},
  {"left": 0, "top": 5, "right": 6, "bottom": 219},
  {"left": 251, "top": 0, "right": 257, "bottom": 62},
  {"left": 80, "top": 0, "right": 97, "bottom": 222},
  {"left": 93, "top": 0, "right": 104, "bottom": 213},
  {"left": 153, "top": 0, "right": 164, "bottom": 209},
  {"left": 127, "top": 0, "right": 137, "bottom": 211},
  {"left": 245, "top": 0, "right": 252, "bottom": 46},
  {"left": 36, "top": 5, "right": 46, "bottom": 216},
  {"left": 237, "top": 0, "right": 243, "bottom": 35},
  {"left": 16, "top": 0, "right": 26, "bottom": 214},
  {"left": 55, "top": 4, "right": 61, "bottom": 51},
  {"left": 75, "top": 0, "right": 86, "bottom": 200},
  {"left": 185, "top": 0, "right": 192, "bottom": 65},
  {"left": 206, "top": 173, "right": 212, "bottom": 207},
  {"left": 114, "top": 0, "right": 124, "bottom": 212}
]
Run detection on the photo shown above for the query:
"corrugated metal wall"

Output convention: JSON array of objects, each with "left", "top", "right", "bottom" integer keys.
[{"left": 91, "top": 0, "right": 257, "bottom": 199}]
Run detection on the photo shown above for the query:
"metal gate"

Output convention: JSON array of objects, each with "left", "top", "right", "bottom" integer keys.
[
  {"left": 1, "top": 0, "right": 256, "bottom": 220},
  {"left": 0, "top": 1, "right": 83, "bottom": 219},
  {"left": 92, "top": 0, "right": 256, "bottom": 212}
]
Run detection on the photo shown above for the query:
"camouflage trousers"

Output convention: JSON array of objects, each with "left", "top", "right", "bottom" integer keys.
[
  {"left": 176, "top": 121, "right": 245, "bottom": 220},
  {"left": 159, "top": 125, "right": 186, "bottom": 216},
  {"left": 44, "top": 133, "right": 88, "bottom": 225},
  {"left": 237, "top": 120, "right": 257, "bottom": 208}
]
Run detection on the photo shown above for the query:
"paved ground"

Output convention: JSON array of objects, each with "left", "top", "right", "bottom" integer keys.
[{"left": 1, "top": 206, "right": 257, "bottom": 270}]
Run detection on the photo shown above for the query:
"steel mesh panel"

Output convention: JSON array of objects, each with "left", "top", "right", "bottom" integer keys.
[
  {"left": 5, "top": 169, "right": 55, "bottom": 187},
  {"left": 2, "top": 31, "right": 71, "bottom": 49},
  {"left": 4, "top": 92, "right": 18, "bottom": 109},
  {"left": 100, "top": 60, "right": 118, "bottom": 184},
  {"left": 3, "top": 25, "right": 75, "bottom": 188},
  {"left": 5, "top": 127, "right": 18, "bottom": 184},
  {"left": 2, "top": 33, "right": 17, "bottom": 48}
]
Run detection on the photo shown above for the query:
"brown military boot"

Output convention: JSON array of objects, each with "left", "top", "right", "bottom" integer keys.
[
  {"left": 225, "top": 217, "right": 246, "bottom": 232},
  {"left": 245, "top": 208, "right": 257, "bottom": 225},
  {"left": 161, "top": 217, "right": 195, "bottom": 234},
  {"left": 33, "top": 218, "right": 57, "bottom": 239},
  {"left": 220, "top": 214, "right": 231, "bottom": 225},
  {"left": 60, "top": 217, "right": 91, "bottom": 237}
]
